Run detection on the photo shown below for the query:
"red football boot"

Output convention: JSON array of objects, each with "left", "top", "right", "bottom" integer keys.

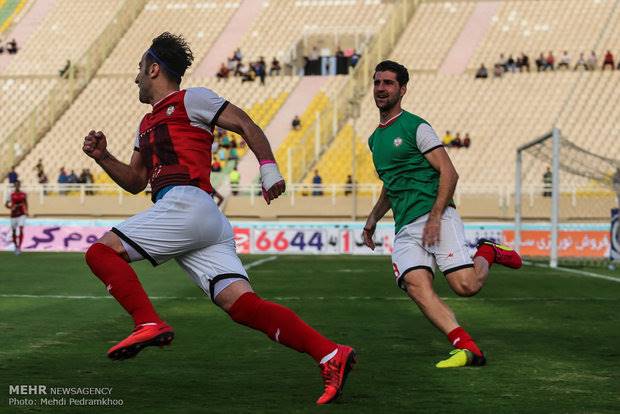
[
  {"left": 476, "top": 239, "right": 523, "bottom": 269},
  {"left": 316, "top": 344, "right": 356, "bottom": 405},
  {"left": 107, "top": 322, "right": 174, "bottom": 360}
]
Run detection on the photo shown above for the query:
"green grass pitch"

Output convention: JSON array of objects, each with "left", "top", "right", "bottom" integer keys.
[{"left": 1, "top": 252, "right": 619, "bottom": 413}]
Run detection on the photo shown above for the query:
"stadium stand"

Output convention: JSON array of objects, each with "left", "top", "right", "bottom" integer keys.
[
  {"left": 235, "top": 0, "right": 394, "bottom": 65},
  {"left": 392, "top": 1, "right": 476, "bottom": 71},
  {"left": 99, "top": 0, "right": 239, "bottom": 76},
  {"left": 2, "top": 0, "right": 126, "bottom": 75},
  {"left": 0, "top": 77, "right": 57, "bottom": 143},
  {"left": 468, "top": 0, "right": 619, "bottom": 71}
]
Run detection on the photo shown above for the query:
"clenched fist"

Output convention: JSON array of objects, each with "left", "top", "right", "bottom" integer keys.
[{"left": 82, "top": 130, "right": 108, "bottom": 161}]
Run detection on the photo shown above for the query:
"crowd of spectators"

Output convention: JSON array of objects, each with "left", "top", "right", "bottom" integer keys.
[
  {"left": 211, "top": 128, "right": 244, "bottom": 172},
  {"left": 303, "top": 46, "right": 361, "bottom": 76},
  {"left": 476, "top": 50, "right": 618, "bottom": 79},
  {"left": 0, "top": 38, "right": 18, "bottom": 54},
  {"left": 216, "top": 48, "right": 279, "bottom": 85},
  {"left": 441, "top": 131, "right": 472, "bottom": 149}
]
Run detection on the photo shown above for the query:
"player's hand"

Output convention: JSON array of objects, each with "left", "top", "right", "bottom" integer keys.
[
  {"left": 259, "top": 161, "right": 285, "bottom": 205},
  {"left": 422, "top": 216, "right": 441, "bottom": 247},
  {"left": 363, "top": 222, "right": 376, "bottom": 250},
  {"left": 82, "top": 130, "right": 108, "bottom": 161}
]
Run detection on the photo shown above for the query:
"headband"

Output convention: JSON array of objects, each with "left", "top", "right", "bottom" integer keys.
[{"left": 147, "top": 48, "right": 181, "bottom": 79}]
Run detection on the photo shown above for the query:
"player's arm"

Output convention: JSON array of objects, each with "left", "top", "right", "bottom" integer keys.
[
  {"left": 82, "top": 130, "right": 148, "bottom": 194},
  {"left": 423, "top": 147, "right": 458, "bottom": 246},
  {"left": 215, "top": 103, "right": 285, "bottom": 204},
  {"left": 363, "top": 186, "right": 391, "bottom": 250}
]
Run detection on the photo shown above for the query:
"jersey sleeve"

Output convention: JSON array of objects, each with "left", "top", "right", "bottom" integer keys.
[
  {"left": 415, "top": 123, "right": 443, "bottom": 154},
  {"left": 184, "top": 87, "right": 229, "bottom": 128}
]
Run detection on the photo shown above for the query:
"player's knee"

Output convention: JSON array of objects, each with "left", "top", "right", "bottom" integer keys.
[
  {"left": 228, "top": 292, "right": 261, "bottom": 324},
  {"left": 404, "top": 280, "right": 434, "bottom": 303},
  {"left": 452, "top": 280, "right": 481, "bottom": 297}
]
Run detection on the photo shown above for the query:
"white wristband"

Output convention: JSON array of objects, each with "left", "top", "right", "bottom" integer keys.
[{"left": 259, "top": 162, "right": 284, "bottom": 190}]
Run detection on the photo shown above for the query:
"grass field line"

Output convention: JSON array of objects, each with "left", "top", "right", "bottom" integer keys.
[
  {"left": 0, "top": 293, "right": 617, "bottom": 302},
  {"left": 524, "top": 261, "right": 620, "bottom": 283},
  {"left": 244, "top": 255, "right": 277, "bottom": 269}
]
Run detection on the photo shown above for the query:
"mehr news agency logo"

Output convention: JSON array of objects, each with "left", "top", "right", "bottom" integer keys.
[{"left": 8, "top": 384, "right": 123, "bottom": 407}]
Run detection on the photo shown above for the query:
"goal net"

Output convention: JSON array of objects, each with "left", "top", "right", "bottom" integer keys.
[{"left": 514, "top": 128, "right": 618, "bottom": 267}]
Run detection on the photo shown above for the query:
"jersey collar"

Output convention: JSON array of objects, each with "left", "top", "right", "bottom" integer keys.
[
  {"left": 378, "top": 111, "right": 403, "bottom": 129},
  {"left": 152, "top": 90, "right": 181, "bottom": 108}
]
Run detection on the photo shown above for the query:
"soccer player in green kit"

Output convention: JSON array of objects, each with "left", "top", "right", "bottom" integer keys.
[{"left": 362, "top": 60, "right": 523, "bottom": 368}]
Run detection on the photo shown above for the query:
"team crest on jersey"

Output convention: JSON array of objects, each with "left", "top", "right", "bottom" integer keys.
[
  {"left": 393, "top": 137, "right": 403, "bottom": 147},
  {"left": 166, "top": 105, "right": 175, "bottom": 116}
]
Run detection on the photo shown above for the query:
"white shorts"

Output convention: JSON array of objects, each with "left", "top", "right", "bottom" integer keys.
[
  {"left": 112, "top": 186, "right": 248, "bottom": 300},
  {"left": 391, "top": 207, "right": 473, "bottom": 290},
  {"left": 10, "top": 215, "right": 26, "bottom": 229}
]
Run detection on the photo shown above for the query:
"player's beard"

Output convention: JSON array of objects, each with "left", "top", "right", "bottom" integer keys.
[{"left": 374, "top": 93, "right": 400, "bottom": 112}]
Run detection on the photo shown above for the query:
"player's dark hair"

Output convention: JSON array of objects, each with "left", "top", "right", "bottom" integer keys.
[
  {"left": 146, "top": 32, "right": 194, "bottom": 84},
  {"left": 374, "top": 60, "right": 409, "bottom": 86}
]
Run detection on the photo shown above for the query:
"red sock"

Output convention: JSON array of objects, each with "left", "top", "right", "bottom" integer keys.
[
  {"left": 229, "top": 292, "right": 337, "bottom": 363},
  {"left": 448, "top": 326, "right": 482, "bottom": 357},
  {"left": 85, "top": 243, "right": 162, "bottom": 326},
  {"left": 18, "top": 227, "right": 24, "bottom": 249},
  {"left": 474, "top": 244, "right": 495, "bottom": 267}
]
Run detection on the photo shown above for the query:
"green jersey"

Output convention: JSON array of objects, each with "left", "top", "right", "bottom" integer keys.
[{"left": 368, "top": 110, "right": 445, "bottom": 233}]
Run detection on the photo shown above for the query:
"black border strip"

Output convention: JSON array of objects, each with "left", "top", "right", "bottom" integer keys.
[
  {"left": 422, "top": 144, "right": 444, "bottom": 155},
  {"left": 111, "top": 227, "right": 158, "bottom": 267},
  {"left": 211, "top": 101, "right": 230, "bottom": 127},
  {"left": 443, "top": 263, "right": 474, "bottom": 276},
  {"left": 397, "top": 265, "right": 434, "bottom": 290},
  {"left": 209, "top": 273, "right": 249, "bottom": 301}
]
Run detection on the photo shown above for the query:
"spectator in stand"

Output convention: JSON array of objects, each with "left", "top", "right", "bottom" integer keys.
[
  {"left": 58, "top": 167, "right": 69, "bottom": 195},
  {"left": 558, "top": 51, "right": 571, "bottom": 70},
  {"left": 67, "top": 169, "right": 78, "bottom": 183},
  {"left": 506, "top": 54, "right": 516, "bottom": 73},
  {"left": 7, "top": 38, "right": 18, "bottom": 54},
  {"left": 475, "top": 64, "right": 488, "bottom": 79},
  {"left": 493, "top": 63, "right": 503, "bottom": 78},
  {"left": 544, "top": 51, "right": 555, "bottom": 71},
  {"left": 256, "top": 57, "right": 267, "bottom": 85},
  {"left": 218, "top": 147, "right": 228, "bottom": 162},
  {"left": 535, "top": 52, "right": 545, "bottom": 72},
  {"left": 613, "top": 168, "right": 620, "bottom": 207},
  {"left": 270, "top": 57, "right": 281, "bottom": 76},
  {"left": 519, "top": 52, "right": 530, "bottom": 72},
  {"left": 79, "top": 168, "right": 94, "bottom": 195},
  {"left": 495, "top": 54, "right": 507, "bottom": 73},
  {"left": 230, "top": 136, "right": 238, "bottom": 149},
  {"left": 241, "top": 64, "right": 256, "bottom": 83},
  {"left": 221, "top": 131, "right": 231, "bottom": 148},
  {"left": 227, "top": 56, "right": 236, "bottom": 72},
  {"left": 574, "top": 52, "right": 588, "bottom": 71},
  {"left": 211, "top": 157, "right": 222, "bottom": 172},
  {"left": 34, "top": 158, "right": 44, "bottom": 175},
  {"left": 211, "top": 135, "right": 220, "bottom": 154},
  {"left": 312, "top": 170, "right": 323, "bottom": 196},
  {"left": 8, "top": 165, "right": 18, "bottom": 184},
  {"left": 344, "top": 175, "right": 353, "bottom": 196},
  {"left": 0, "top": 38, "right": 4, "bottom": 54},
  {"left": 212, "top": 189, "right": 224, "bottom": 207},
  {"left": 292, "top": 115, "right": 301, "bottom": 130},
  {"left": 229, "top": 166, "right": 241, "bottom": 195},
  {"left": 442, "top": 130, "right": 453, "bottom": 146},
  {"left": 451, "top": 133, "right": 462, "bottom": 148},
  {"left": 233, "top": 47, "right": 242, "bottom": 61},
  {"left": 587, "top": 51, "right": 598, "bottom": 70},
  {"left": 38, "top": 170, "right": 49, "bottom": 194},
  {"left": 216, "top": 62, "right": 230, "bottom": 80},
  {"left": 229, "top": 147, "right": 239, "bottom": 161},
  {"left": 463, "top": 133, "right": 471, "bottom": 148},
  {"left": 350, "top": 50, "right": 361, "bottom": 68},
  {"left": 543, "top": 167, "right": 552, "bottom": 197},
  {"left": 602, "top": 50, "right": 615, "bottom": 70}
]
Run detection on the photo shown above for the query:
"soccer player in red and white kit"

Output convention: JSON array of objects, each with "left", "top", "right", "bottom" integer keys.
[
  {"left": 82, "top": 33, "right": 355, "bottom": 405},
  {"left": 5, "top": 180, "right": 28, "bottom": 255}
]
